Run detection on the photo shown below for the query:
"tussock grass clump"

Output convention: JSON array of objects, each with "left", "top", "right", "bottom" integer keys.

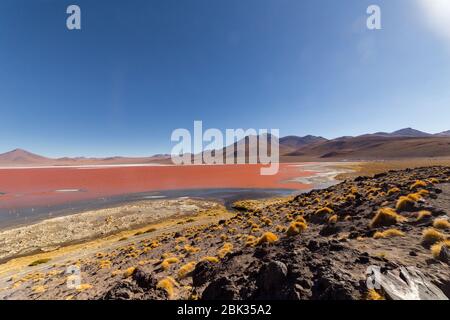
[
  {"left": 256, "top": 232, "right": 278, "bottom": 245},
  {"left": 99, "top": 260, "right": 112, "bottom": 269},
  {"left": 407, "top": 193, "right": 422, "bottom": 202},
  {"left": 76, "top": 283, "right": 93, "bottom": 291},
  {"left": 315, "top": 207, "right": 334, "bottom": 215},
  {"left": 161, "top": 257, "right": 180, "bottom": 270},
  {"left": 286, "top": 221, "right": 307, "bottom": 237},
  {"left": 244, "top": 235, "right": 257, "bottom": 247},
  {"left": 32, "top": 285, "right": 46, "bottom": 293},
  {"left": 261, "top": 217, "right": 273, "bottom": 226},
  {"left": 416, "top": 210, "right": 432, "bottom": 221},
  {"left": 28, "top": 258, "right": 51, "bottom": 267},
  {"left": 157, "top": 277, "right": 177, "bottom": 299},
  {"left": 431, "top": 240, "right": 450, "bottom": 259},
  {"left": 410, "top": 180, "right": 428, "bottom": 190},
  {"left": 373, "top": 228, "right": 405, "bottom": 239},
  {"left": 387, "top": 187, "right": 400, "bottom": 196},
  {"left": 421, "top": 228, "right": 446, "bottom": 247},
  {"left": 433, "top": 218, "right": 450, "bottom": 230},
  {"left": 123, "top": 267, "right": 136, "bottom": 278},
  {"left": 365, "top": 289, "right": 385, "bottom": 300},
  {"left": 417, "top": 189, "right": 429, "bottom": 197},
  {"left": 184, "top": 244, "right": 201, "bottom": 253},
  {"left": 428, "top": 178, "right": 440, "bottom": 184},
  {"left": 328, "top": 215, "right": 338, "bottom": 224},
  {"left": 218, "top": 243, "right": 233, "bottom": 258},
  {"left": 295, "top": 216, "right": 307, "bottom": 224},
  {"left": 178, "top": 261, "right": 197, "bottom": 279},
  {"left": 201, "top": 256, "right": 219, "bottom": 263},
  {"left": 395, "top": 196, "right": 416, "bottom": 211},
  {"left": 370, "top": 208, "right": 406, "bottom": 229}
]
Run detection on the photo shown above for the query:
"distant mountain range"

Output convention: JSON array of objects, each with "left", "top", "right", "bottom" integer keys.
[{"left": 1, "top": 128, "right": 450, "bottom": 166}]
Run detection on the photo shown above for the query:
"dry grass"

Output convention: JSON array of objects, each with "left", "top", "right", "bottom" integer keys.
[
  {"left": 315, "top": 207, "right": 334, "bottom": 215},
  {"left": 366, "top": 289, "right": 385, "bottom": 300},
  {"left": 387, "top": 187, "right": 400, "bottom": 196},
  {"left": 76, "top": 283, "right": 93, "bottom": 291},
  {"left": 286, "top": 221, "right": 308, "bottom": 236},
  {"left": 201, "top": 256, "right": 219, "bottom": 263},
  {"left": 256, "top": 232, "right": 278, "bottom": 245},
  {"left": 431, "top": 240, "right": 450, "bottom": 259},
  {"left": 123, "top": 266, "right": 136, "bottom": 277},
  {"left": 161, "top": 257, "right": 180, "bottom": 270},
  {"left": 373, "top": 228, "right": 405, "bottom": 239},
  {"left": 177, "top": 261, "right": 197, "bottom": 279},
  {"left": 395, "top": 196, "right": 416, "bottom": 211},
  {"left": 157, "top": 277, "right": 177, "bottom": 299},
  {"left": 218, "top": 243, "right": 233, "bottom": 258},
  {"left": 416, "top": 210, "right": 432, "bottom": 221},
  {"left": 28, "top": 258, "right": 51, "bottom": 267},
  {"left": 421, "top": 228, "right": 446, "bottom": 247},
  {"left": 370, "top": 208, "right": 406, "bottom": 228},
  {"left": 410, "top": 180, "right": 428, "bottom": 190},
  {"left": 328, "top": 215, "right": 338, "bottom": 224},
  {"left": 244, "top": 235, "right": 258, "bottom": 247},
  {"left": 433, "top": 218, "right": 450, "bottom": 230}
]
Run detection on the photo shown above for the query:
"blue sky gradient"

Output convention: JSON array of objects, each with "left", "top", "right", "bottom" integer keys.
[{"left": 0, "top": 0, "right": 449, "bottom": 157}]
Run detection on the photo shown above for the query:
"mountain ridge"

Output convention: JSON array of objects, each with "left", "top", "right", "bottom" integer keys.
[{"left": 2, "top": 128, "right": 450, "bottom": 166}]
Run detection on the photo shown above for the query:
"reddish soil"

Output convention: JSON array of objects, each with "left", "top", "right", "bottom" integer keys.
[{"left": 0, "top": 164, "right": 313, "bottom": 210}]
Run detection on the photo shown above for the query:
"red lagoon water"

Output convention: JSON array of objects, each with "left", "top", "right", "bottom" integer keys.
[{"left": 0, "top": 163, "right": 314, "bottom": 210}]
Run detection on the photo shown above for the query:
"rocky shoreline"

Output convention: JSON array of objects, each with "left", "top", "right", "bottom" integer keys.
[
  {"left": 0, "top": 198, "right": 222, "bottom": 263},
  {"left": 1, "top": 166, "right": 450, "bottom": 300}
]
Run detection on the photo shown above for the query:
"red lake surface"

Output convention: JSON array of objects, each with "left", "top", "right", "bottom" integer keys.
[{"left": 0, "top": 163, "right": 314, "bottom": 211}]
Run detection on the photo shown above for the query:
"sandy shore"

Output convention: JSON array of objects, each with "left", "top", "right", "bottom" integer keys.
[{"left": 0, "top": 198, "right": 222, "bottom": 263}]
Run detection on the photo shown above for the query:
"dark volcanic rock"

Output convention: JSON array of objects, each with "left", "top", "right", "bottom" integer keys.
[{"left": 202, "top": 277, "right": 238, "bottom": 300}]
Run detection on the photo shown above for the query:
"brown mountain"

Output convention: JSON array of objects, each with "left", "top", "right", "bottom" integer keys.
[
  {"left": 2, "top": 128, "right": 450, "bottom": 166},
  {"left": 0, "top": 149, "right": 53, "bottom": 165},
  {"left": 0, "top": 149, "right": 171, "bottom": 167}
]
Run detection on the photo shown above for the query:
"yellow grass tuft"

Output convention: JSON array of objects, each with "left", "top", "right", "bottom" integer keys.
[
  {"left": 177, "top": 262, "right": 197, "bottom": 279},
  {"left": 428, "top": 178, "right": 440, "bottom": 184},
  {"left": 366, "top": 289, "right": 384, "bottom": 300},
  {"left": 407, "top": 193, "right": 422, "bottom": 202},
  {"left": 395, "top": 196, "right": 415, "bottom": 211},
  {"left": 99, "top": 260, "right": 112, "bottom": 269},
  {"left": 373, "top": 228, "right": 405, "bottom": 239},
  {"left": 328, "top": 215, "right": 338, "bottom": 224},
  {"left": 245, "top": 235, "right": 258, "bottom": 247},
  {"left": 416, "top": 210, "right": 432, "bottom": 221},
  {"left": 286, "top": 221, "right": 308, "bottom": 236},
  {"left": 257, "top": 232, "right": 279, "bottom": 245},
  {"left": 410, "top": 180, "right": 428, "bottom": 190},
  {"left": 157, "top": 277, "right": 177, "bottom": 299},
  {"left": 32, "top": 285, "right": 46, "bottom": 293},
  {"left": 201, "top": 256, "right": 220, "bottom": 263},
  {"left": 28, "top": 258, "right": 51, "bottom": 267},
  {"left": 387, "top": 187, "right": 400, "bottom": 196},
  {"left": 418, "top": 189, "right": 429, "bottom": 197},
  {"left": 218, "top": 243, "right": 233, "bottom": 258},
  {"left": 431, "top": 240, "right": 450, "bottom": 258},
  {"left": 295, "top": 216, "right": 307, "bottom": 224},
  {"left": 433, "top": 218, "right": 450, "bottom": 230},
  {"left": 370, "top": 208, "right": 406, "bottom": 228},
  {"left": 421, "top": 228, "right": 446, "bottom": 247},
  {"left": 123, "top": 267, "right": 136, "bottom": 278},
  {"left": 184, "top": 244, "right": 201, "bottom": 253},
  {"left": 76, "top": 283, "right": 93, "bottom": 291},
  {"left": 315, "top": 207, "right": 334, "bottom": 215},
  {"left": 161, "top": 257, "right": 180, "bottom": 270}
]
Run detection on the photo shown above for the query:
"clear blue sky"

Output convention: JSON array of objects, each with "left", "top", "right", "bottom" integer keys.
[{"left": 1, "top": 0, "right": 449, "bottom": 157}]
